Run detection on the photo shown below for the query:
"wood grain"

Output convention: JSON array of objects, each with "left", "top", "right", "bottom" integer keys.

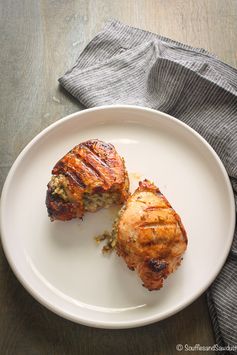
[{"left": 1, "top": 0, "right": 236, "bottom": 353}]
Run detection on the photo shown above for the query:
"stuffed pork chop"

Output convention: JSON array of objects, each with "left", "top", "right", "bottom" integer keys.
[
  {"left": 46, "top": 139, "right": 129, "bottom": 221},
  {"left": 115, "top": 180, "right": 187, "bottom": 291}
]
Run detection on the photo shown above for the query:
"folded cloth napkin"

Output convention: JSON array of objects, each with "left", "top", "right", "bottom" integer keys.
[{"left": 59, "top": 19, "right": 237, "bottom": 349}]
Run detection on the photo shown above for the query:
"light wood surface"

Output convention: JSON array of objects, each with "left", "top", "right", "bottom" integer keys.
[{"left": 1, "top": 1, "right": 236, "bottom": 354}]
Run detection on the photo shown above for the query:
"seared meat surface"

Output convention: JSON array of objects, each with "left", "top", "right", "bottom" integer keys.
[
  {"left": 116, "top": 180, "right": 187, "bottom": 291},
  {"left": 46, "top": 139, "right": 129, "bottom": 221}
]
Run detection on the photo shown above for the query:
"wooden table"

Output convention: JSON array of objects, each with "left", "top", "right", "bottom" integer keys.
[{"left": 1, "top": 1, "right": 236, "bottom": 354}]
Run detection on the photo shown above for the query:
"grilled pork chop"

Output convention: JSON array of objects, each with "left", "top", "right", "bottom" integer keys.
[
  {"left": 115, "top": 180, "right": 187, "bottom": 290},
  {"left": 46, "top": 139, "right": 129, "bottom": 221}
]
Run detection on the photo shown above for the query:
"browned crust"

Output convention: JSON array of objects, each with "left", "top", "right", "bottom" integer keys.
[
  {"left": 46, "top": 187, "right": 83, "bottom": 220},
  {"left": 116, "top": 179, "right": 188, "bottom": 291},
  {"left": 137, "top": 179, "right": 187, "bottom": 245},
  {"left": 46, "top": 140, "right": 129, "bottom": 221}
]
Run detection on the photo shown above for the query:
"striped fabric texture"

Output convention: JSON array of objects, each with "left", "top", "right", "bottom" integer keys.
[{"left": 59, "top": 20, "right": 237, "bottom": 350}]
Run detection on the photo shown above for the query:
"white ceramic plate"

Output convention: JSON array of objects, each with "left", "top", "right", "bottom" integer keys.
[{"left": 0, "top": 106, "right": 235, "bottom": 329}]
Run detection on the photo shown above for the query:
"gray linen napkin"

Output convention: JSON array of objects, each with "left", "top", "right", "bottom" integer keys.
[{"left": 59, "top": 20, "right": 237, "bottom": 349}]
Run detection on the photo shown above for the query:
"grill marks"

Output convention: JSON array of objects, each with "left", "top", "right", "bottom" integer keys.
[
  {"left": 138, "top": 204, "right": 183, "bottom": 248},
  {"left": 80, "top": 146, "right": 109, "bottom": 169},
  {"left": 145, "top": 205, "right": 170, "bottom": 211},
  {"left": 64, "top": 171, "right": 86, "bottom": 189},
  {"left": 53, "top": 157, "right": 87, "bottom": 189},
  {"left": 74, "top": 153, "right": 104, "bottom": 181},
  {"left": 128, "top": 183, "right": 187, "bottom": 253},
  {"left": 53, "top": 142, "right": 115, "bottom": 190},
  {"left": 81, "top": 142, "right": 112, "bottom": 168},
  {"left": 139, "top": 221, "right": 176, "bottom": 229},
  {"left": 77, "top": 145, "right": 112, "bottom": 186},
  {"left": 52, "top": 139, "right": 126, "bottom": 192},
  {"left": 139, "top": 223, "right": 180, "bottom": 248},
  {"left": 46, "top": 139, "right": 129, "bottom": 221}
]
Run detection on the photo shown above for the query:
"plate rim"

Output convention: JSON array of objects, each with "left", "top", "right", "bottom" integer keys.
[{"left": 0, "top": 104, "right": 235, "bottom": 329}]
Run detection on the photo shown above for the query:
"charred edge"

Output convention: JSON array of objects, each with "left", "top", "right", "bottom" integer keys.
[
  {"left": 147, "top": 259, "right": 167, "bottom": 273},
  {"left": 46, "top": 190, "right": 55, "bottom": 218},
  {"left": 46, "top": 189, "right": 76, "bottom": 219},
  {"left": 52, "top": 160, "right": 65, "bottom": 174},
  {"left": 84, "top": 140, "right": 114, "bottom": 152},
  {"left": 46, "top": 186, "right": 67, "bottom": 204}
]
